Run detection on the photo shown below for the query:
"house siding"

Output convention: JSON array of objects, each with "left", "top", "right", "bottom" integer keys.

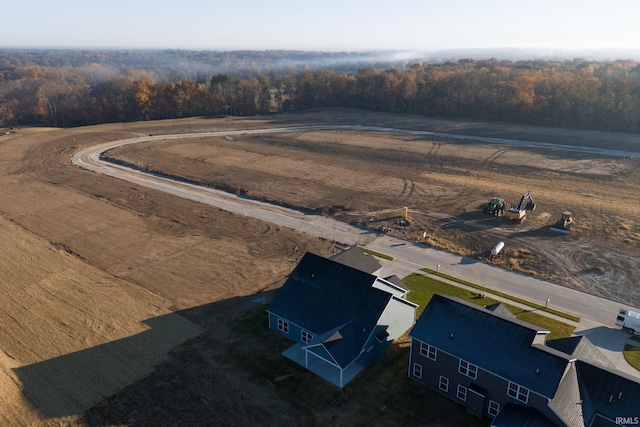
[
  {"left": 376, "top": 296, "right": 416, "bottom": 341},
  {"left": 409, "top": 339, "right": 560, "bottom": 421},
  {"left": 268, "top": 312, "right": 306, "bottom": 343},
  {"left": 354, "top": 338, "right": 386, "bottom": 369}
]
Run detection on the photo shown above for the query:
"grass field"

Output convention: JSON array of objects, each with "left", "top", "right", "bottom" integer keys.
[
  {"left": 624, "top": 344, "right": 640, "bottom": 371},
  {"left": 403, "top": 273, "right": 576, "bottom": 340},
  {"left": 420, "top": 268, "right": 580, "bottom": 322}
]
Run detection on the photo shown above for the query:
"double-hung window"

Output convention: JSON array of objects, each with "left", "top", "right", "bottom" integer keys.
[
  {"left": 507, "top": 382, "right": 530, "bottom": 403},
  {"left": 456, "top": 384, "right": 467, "bottom": 401},
  {"left": 412, "top": 363, "right": 423, "bottom": 379},
  {"left": 277, "top": 318, "right": 289, "bottom": 334},
  {"left": 301, "top": 330, "right": 314, "bottom": 344},
  {"left": 488, "top": 400, "right": 500, "bottom": 417},
  {"left": 419, "top": 342, "right": 437, "bottom": 361},
  {"left": 439, "top": 375, "right": 449, "bottom": 392},
  {"left": 458, "top": 359, "right": 478, "bottom": 379}
]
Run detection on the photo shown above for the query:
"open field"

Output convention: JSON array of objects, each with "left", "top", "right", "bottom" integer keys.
[
  {"left": 105, "top": 109, "right": 640, "bottom": 304},
  {"left": 1, "top": 108, "right": 639, "bottom": 425},
  {"left": 0, "top": 215, "right": 202, "bottom": 426}
]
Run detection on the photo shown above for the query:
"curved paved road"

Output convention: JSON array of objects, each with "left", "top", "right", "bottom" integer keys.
[
  {"left": 71, "top": 127, "right": 380, "bottom": 246},
  {"left": 71, "top": 125, "right": 640, "bottom": 376}
]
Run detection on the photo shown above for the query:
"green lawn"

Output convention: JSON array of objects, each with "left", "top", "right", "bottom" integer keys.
[
  {"left": 420, "top": 268, "right": 580, "bottom": 323},
  {"left": 360, "top": 247, "right": 394, "bottom": 260},
  {"left": 624, "top": 344, "right": 640, "bottom": 372},
  {"left": 403, "top": 273, "right": 575, "bottom": 340}
]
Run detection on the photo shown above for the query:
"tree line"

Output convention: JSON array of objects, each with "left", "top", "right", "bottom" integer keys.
[{"left": 1, "top": 56, "right": 640, "bottom": 133}]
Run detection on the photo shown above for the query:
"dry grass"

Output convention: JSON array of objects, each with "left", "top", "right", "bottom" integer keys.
[{"left": 3, "top": 109, "right": 640, "bottom": 424}]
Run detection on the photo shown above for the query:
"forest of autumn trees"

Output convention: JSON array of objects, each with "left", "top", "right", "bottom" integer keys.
[{"left": 2, "top": 53, "right": 640, "bottom": 133}]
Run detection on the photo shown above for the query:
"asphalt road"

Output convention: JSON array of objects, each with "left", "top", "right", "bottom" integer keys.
[{"left": 70, "top": 125, "right": 640, "bottom": 376}]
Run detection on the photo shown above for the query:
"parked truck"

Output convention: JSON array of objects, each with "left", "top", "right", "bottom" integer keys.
[{"left": 615, "top": 308, "right": 640, "bottom": 335}]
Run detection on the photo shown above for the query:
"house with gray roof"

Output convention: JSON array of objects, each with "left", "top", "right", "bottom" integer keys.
[
  {"left": 330, "top": 247, "right": 409, "bottom": 298},
  {"left": 268, "top": 252, "right": 417, "bottom": 388},
  {"left": 330, "top": 246, "right": 383, "bottom": 276},
  {"left": 408, "top": 294, "right": 640, "bottom": 426}
]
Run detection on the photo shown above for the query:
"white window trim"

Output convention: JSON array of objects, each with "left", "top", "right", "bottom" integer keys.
[
  {"left": 458, "top": 359, "right": 478, "bottom": 379},
  {"left": 301, "top": 330, "right": 314, "bottom": 344},
  {"left": 488, "top": 400, "right": 500, "bottom": 417},
  {"left": 456, "top": 384, "right": 467, "bottom": 401},
  {"left": 507, "top": 382, "right": 530, "bottom": 404},
  {"left": 420, "top": 342, "right": 437, "bottom": 361},
  {"left": 277, "top": 318, "right": 289, "bottom": 334},
  {"left": 413, "top": 363, "right": 423, "bottom": 379},
  {"left": 439, "top": 375, "right": 449, "bottom": 392}
]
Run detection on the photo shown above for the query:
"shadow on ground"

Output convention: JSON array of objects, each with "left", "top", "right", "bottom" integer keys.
[{"left": 13, "top": 308, "right": 204, "bottom": 420}]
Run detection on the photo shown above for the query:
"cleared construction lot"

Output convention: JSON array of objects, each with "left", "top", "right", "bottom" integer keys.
[{"left": 1, "top": 108, "right": 639, "bottom": 425}]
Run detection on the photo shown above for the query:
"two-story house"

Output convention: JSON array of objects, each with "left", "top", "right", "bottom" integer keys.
[
  {"left": 267, "top": 251, "right": 417, "bottom": 388},
  {"left": 408, "top": 294, "right": 640, "bottom": 426}
]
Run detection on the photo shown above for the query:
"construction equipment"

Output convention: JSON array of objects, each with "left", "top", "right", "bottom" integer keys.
[
  {"left": 505, "top": 191, "right": 536, "bottom": 222},
  {"left": 550, "top": 211, "right": 574, "bottom": 234},
  {"left": 483, "top": 197, "right": 506, "bottom": 216}
]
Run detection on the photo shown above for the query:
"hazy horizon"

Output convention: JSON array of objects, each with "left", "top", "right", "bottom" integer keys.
[{"left": 3, "top": 0, "right": 640, "bottom": 56}]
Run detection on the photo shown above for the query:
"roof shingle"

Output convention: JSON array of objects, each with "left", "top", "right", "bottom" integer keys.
[
  {"left": 268, "top": 252, "right": 392, "bottom": 367},
  {"left": 410, "top": 294, "right": 569, "bottom": 398}
]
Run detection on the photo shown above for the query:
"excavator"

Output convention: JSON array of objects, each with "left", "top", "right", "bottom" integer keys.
[
  {"left": 505, "top": 191, "right": 536, "bottom": 222},
  {"left": 483, "top": 197, "right": 506, "bottom": 216}
]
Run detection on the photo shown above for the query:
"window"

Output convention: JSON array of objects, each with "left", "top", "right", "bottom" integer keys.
[
  {"left": 301, "top": 330, "right": 314, "bottom": 344},
  {"left": 413, "top": 363, "right": 423, "bottom": 379},
  {"left": 458, "top": 359, "right": 478, "bottom": 379},
  {"left": 277, "top": 318, "right": 289, "bottom": 334},
  {"left": 420, "top": 342, "right": 437, "bottom": 361},
  {"left": 439, "top": 376, "right": 449, "bottom": 392},
  {"left": 507, "top": 382, "right": 530, "bottom": 403},
  {"left": 456, "top": 385, "right": 467, "bottom": 401},
  {"left": 488, "top": 400, "right": 500, "bottom": 417}
]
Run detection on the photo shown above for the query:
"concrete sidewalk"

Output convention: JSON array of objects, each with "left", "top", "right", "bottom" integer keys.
[{"left": 366, "top": 235, "right": 640, "bottom": 378}]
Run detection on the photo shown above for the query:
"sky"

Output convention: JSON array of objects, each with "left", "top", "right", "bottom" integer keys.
[{"left": 2, "top": 0, "right": 640, "bottom": 53}]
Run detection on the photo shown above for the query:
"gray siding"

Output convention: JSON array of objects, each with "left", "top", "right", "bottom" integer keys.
[{"left": 409, "top": 339, "right": 561, "bottom": 421}]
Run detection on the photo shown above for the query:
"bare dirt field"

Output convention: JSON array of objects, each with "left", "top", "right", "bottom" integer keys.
[
  {"left": 105, "top": 109, "right": 640, "bottom": 304},
  {"left": 1, "top": 107, "right": 639, "bottom": 426}
]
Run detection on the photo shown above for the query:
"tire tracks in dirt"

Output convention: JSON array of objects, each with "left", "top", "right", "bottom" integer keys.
[{"left": 71, "top": 124, "right": 640, "bottom": 303}]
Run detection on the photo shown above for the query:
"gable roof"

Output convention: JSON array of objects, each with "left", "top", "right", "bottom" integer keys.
[
  {"left": 485, "top": 302, "right": 515, "bottom": 319},
  {"left": 546, "top": 336, "right": 615, "bottom": 369},
  {"left": 410, "top": 294, "right": 570, "bottom": 398},
  {"left": 373, "top": 277, "right": 408, "bottom": 297},
  {"left": 575, "top": 360, "right": 640, "bottom": 425},
  {"left": 268, "top": 252, "right": 393, "bottom": 366},
  {"left": 383, "top": 274, "right": 408, "bottom": 291},
  {"left": 304, "top": 322, "right": 364, "bottom": 367},
  {"left": 549, "top": 362, "right": 584, "bottom": 426},
  {"left": 330, "top": 246, "right": 382, "bottom": 275}
]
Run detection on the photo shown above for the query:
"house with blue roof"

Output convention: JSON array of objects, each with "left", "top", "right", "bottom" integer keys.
[
  {"left": 267, "top": 251, "right": 417, "bottom": 388},
  {"left": 408, "top": 294, "right": 640, "bottom": 426}
]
